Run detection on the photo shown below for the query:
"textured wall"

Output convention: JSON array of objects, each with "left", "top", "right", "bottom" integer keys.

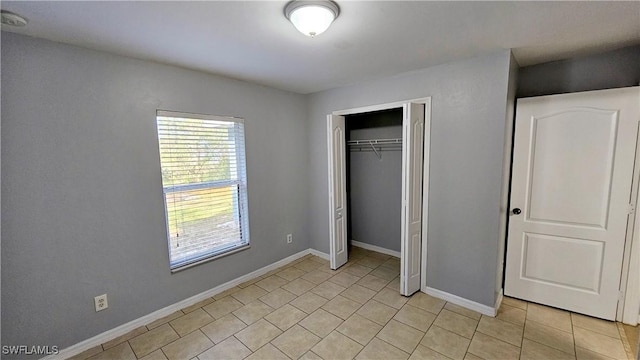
[
  {"left": 307, "top": 51, "right": 512, "bottom": 307},
  {"left": 518, "top": 45, "right": 640, "bottom": 98},
  {"left": 1, "top": 33, "right": 309, "bottom": 351}
]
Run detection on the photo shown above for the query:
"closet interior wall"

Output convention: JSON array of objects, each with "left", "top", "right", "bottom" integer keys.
[{"left": 346, "top": 108, "right": 403, "bottom": 253}]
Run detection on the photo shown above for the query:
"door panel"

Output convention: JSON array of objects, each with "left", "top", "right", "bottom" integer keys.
[
  {"left": 527, "top": 109, "right": 618, "bottom": 228},
  {"left": 521, "top": 233, "right": 603, "bottom": 292},
  {"left": 401, "top": 103, "right": 425, "bottom": 296},
  {"left": 505, "top": 87, "right": 639, "bottom": 320},
  {"left": 328, "top": 114, "right": 348, "bottom": 269}
]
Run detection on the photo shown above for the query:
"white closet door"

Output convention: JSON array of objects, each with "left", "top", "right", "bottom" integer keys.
[
  {"left": 327, "top": 114, "right": 348, "bottom": 269},
  {"left": 401, "top": 103, "right": 425, "bottom": 296}
]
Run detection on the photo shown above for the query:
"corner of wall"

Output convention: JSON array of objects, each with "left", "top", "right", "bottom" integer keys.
[{"left": 495, "top": 50, "right": 520, "bottom": 304}]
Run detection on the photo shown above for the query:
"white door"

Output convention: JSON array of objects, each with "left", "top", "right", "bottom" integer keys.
[
  {"left": 327, "top": 114, "right": 348, "bottom": 269},
  {"left": 505, "top": 87, "right": 640, "bottom": 320},
  {"left": 400, "top": 103, "right": 425, "bottom": 296}
]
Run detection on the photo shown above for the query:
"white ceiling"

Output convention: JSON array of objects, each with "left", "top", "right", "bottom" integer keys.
[{"left": 2, "top": 1, "right": 639, "bottom": 94}]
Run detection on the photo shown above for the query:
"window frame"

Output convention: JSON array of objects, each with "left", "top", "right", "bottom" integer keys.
[{"left": 156, "top": 110, "right": 250, "bottom": 272}]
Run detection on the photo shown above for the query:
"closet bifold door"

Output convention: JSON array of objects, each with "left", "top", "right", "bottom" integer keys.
[
  {"left": 327, "top": 114, "right": 348, "bottom": 269},
  {"left": 400, "top": 103, "right": 425, "bottom": 296}
]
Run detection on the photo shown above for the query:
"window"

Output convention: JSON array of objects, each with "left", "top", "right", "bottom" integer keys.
[{"left": 156, "top": 110, "right": 250, "bottom": 271}]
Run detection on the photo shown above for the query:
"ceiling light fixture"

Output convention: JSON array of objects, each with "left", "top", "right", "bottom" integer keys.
[
  {"left": 1, "top": 10, "right": 28, "bottom": 27},
  {"left": 284, "top": 0, "right": 340, "bottom": 37}
]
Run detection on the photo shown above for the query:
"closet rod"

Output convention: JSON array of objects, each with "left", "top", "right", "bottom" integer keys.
[
  {"left": 346, "top": 138, "right": 402, "bottom": 146},
  {"left": 348, "top": 138, "right": 402, "bottom": 160}
]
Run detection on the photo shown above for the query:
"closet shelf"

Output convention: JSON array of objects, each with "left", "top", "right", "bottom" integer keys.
[
  {"left": 347, "top": 138, "right": 402, "bottom": 160},
  {"left": 347, "top": 138, "right": 402, "bottom": 146}
]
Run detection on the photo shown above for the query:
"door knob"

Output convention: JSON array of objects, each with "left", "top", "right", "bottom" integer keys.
[{"left": 512, "top": 208, "right": 522, "bottom": 215}]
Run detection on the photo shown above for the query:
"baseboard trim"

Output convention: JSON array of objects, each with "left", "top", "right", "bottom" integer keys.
[
  {"left": 351, "top": 240, "right": 400, "bottom": 258},
  {"left": 424, "top": 286, "right": 498, "bottom": 317},
  {"left": 309, "top": 248, "right": 329, "bottom": 260},
  {"left": 46, "top": 249, "right": 312, "bottom": 360}
]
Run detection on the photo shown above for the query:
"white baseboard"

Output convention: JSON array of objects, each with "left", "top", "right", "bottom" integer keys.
[
  {"left": 309, "top": 248, "right": 329, "bottom": 260},
  {"left": 424, "top": 286, "right": 498, "bottom": 317},
  {"left": 47, "top": 249, "right": 313, "bottom": 360},
  {"left": 351, "top": 240, "right": 400, "bottom": 258}
]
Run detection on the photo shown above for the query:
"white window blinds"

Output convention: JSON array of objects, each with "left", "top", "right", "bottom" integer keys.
[{"left": 156, "top": 110, "right": 250, "bottom": 271}]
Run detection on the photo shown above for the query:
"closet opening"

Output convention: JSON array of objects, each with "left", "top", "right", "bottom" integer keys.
[
  {"left": 345, "top": 108, "right": 403, "bottom": 257},
  {"left": 328, "top": 98, "right": 430, "bottom": 296}
]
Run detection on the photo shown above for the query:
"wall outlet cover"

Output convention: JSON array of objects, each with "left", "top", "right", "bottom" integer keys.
[{"left": 94, "top": 294, "right": 108, "bottom": 312}]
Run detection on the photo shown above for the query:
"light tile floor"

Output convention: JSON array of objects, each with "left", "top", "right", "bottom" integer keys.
[{"left": 70, "top": 247, "right": 639, "bottom": 360}]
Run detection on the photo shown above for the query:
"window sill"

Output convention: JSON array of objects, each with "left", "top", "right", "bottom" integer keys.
[{"left": 170, "top": 244, "right": 251, "bottom": 273}]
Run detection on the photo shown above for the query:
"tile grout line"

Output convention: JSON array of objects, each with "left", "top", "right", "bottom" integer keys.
[
  {"left": 457, "top": 318, "right": 474, "bottom": 359},
  {"left": 517, "top": 311, "right": 525, "bottom": 358},
  {"left": 467, "top": 312, "right": 481, "bottom": 358},
  {"left": 617, "top": 321, "right": 635, "bottom": 360}
]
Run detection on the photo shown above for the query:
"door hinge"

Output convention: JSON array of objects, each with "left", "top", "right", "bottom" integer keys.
[{"left": 628, "top": 203, "right": 635, "bottom": 214}]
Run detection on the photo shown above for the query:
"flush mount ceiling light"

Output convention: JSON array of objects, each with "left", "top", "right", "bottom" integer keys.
[
  {"left": 284, "top": 0, "right": 340, "bottom": 37},
  {"left": 1, "top": 10, "right": 28, "bottom": 27}
]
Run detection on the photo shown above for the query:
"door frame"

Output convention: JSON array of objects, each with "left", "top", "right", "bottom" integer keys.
[
  {"left": 619, "top": 122, "right": 640, "bottom": 325},
  {"left": 328, "top": 96, "right": 432, "bottom": 293}
]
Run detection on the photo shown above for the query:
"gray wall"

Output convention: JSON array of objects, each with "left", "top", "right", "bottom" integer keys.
[
  {"left": 347, "top": 110, "right": 403, "bottom": 252},
  {"left": 1, "top": 33, "right": 309, "bottom": 351},
  {"left": 518, "top": 45, "right": 640, "bottom": 98},
  {"left": 307, "top": 51, "right": 513, "bottom": 307}
]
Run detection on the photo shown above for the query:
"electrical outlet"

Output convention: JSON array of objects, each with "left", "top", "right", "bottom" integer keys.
[
  {"left": 286, "top": 234, "right": 293, "bottom": 244},
  {"left": 94, "top": 294, "right": 108, "bottom": 312}
]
